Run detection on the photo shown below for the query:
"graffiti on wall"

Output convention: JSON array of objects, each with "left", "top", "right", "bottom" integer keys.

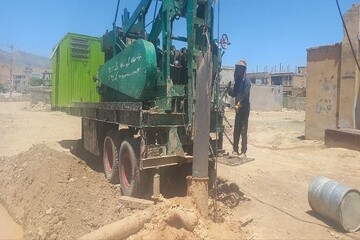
[
  {"left": 315, "top": 74, "right": 337, "bottom": 115},
  {"left": 315, "top": 98, "right": 332, "bottom": 114}
]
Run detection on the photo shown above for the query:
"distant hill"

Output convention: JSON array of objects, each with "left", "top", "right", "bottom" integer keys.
[
  {"left": 0, "top": 49, "right": 50, "bottom": 69},
  {"left": 0, "top": 49, "right": 51, "bottom": 85}
]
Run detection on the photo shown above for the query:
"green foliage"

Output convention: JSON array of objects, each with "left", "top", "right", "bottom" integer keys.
[
  {"left": 0, "top": 83, "right": 6, "bottom": 92},
  {"left": 29, "top": 78, "right": 43, "bottom": 86}
]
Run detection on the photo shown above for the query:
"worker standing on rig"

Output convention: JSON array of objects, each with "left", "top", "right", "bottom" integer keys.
[{"left": 228, "top": 60, "right": 251, "bottom": 157}]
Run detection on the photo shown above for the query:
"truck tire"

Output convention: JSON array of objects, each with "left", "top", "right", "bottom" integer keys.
[
  {"left": 118, "top": 139, "right": 142, "bottom": 197},
  {"left": 103, "top": 130, "right": 120, "bottom": 184}
]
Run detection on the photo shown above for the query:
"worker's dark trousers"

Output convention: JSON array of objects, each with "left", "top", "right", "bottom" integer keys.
[{"left": 233, "top": 109, "right": 249, "bottom": 154}]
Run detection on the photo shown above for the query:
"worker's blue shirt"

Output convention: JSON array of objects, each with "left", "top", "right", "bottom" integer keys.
[{"left": 231, "top": 77, "right": 251, "bottom": 112}]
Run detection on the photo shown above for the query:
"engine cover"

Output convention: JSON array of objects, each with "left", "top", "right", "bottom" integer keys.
[{"left": 98, "top": 39, "right": 157, "bottom": 100}]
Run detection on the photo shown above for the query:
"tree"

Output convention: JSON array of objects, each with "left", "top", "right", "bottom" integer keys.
[
  {"left": 0, "top": 83, "right": 6, "bottom": 93},
  {"left": 29, "top": 78, "right": 43, "bottom": 86}
]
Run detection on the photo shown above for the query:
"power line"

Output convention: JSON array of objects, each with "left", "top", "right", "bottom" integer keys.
[{"left": 335, "top": 0, "right": 360, "bottom": 72}]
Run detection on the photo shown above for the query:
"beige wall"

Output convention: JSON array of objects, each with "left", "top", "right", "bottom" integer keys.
[
  {"left": 293, "top": 75, "right": 306, "bottom": 89},
  {"left": 288, "top": 96, "right": 306, "bottom": 110},
  {"left": 224, "top": 85, "right": 283, "bottom": 111},
  {"left": 305, "top": 44, "right": 341, "bottom": 140},
  {"left": 338, "top": 3, "right": 360, "bottom": 128},
  {"left": 250, "top": 85, "right": 283, "bottom": 111},
  {"left": 305, "top": 3, "right": 360, "bottom": 139}
]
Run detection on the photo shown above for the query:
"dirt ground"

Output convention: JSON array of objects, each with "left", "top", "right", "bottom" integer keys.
[
  {"left": 220, "top": 110, "right": 360, "bottom": 239},
  {"left": 0, "top": 102, "right": 359, "bottom": 239},
  {"left": 0, "top": 102, "right": 246, "bottom": 240}
]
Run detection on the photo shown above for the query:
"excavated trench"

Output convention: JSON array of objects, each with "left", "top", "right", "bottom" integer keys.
[{"left": 0, "top": 204, "right": 23, "bottom": 239}]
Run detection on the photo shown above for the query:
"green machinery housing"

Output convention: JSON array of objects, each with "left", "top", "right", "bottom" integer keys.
[
  {"left": 58, "top": 0, "right": 225, "bottom": 197},
  {"left": 51, "top": 33, "right": 104, "bottom": 108}
]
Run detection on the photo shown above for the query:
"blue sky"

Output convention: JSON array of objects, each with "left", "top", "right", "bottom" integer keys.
[{"left": 0, "top": 0, "right": 358, "bottom": 71}]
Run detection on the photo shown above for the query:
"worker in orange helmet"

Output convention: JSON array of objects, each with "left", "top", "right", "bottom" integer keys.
[{"left": 228, "top": 60, "right": 251, "bottom": 157}]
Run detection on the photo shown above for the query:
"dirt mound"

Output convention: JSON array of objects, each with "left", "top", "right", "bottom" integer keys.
[
  {"left": 0, "top": 92, "right": 30, "bottom": 102},
  {"left": 208, "top": 179, "right": 252, "bottom": 224},
  {"left": 0, "top": 144, "right": 249, "bottom": 239},
  {"left": 0, "top": 144, "right": 130, "bottom": 239},
  {"left": 129, "top": 197, "right": 246, "bottom": 240},
  {"left": 24, "top": 101, "right": 51, "bottom": 111},
  {"left": 80, "top": 195, "right": 246, "bottom": 240}
]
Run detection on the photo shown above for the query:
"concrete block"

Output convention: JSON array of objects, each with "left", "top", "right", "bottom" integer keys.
[
  {"left": 305, "top": 44, "right": 341, "bottom": 140},
  {"left": 325, "top": 128, "right": 360, "bottom": 151}
]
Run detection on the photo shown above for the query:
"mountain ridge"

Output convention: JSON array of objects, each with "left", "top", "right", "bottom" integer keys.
[
  {"left": 0, "top": 48, "right": 51, "bottom": 84},
  {"left": 0, "top": 49, "right": 50, "bottom": 69}
]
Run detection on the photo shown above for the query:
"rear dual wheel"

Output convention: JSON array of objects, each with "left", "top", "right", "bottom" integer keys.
[
  {"left": 118, "top": 139, "right": 143, "bottom": 197},
  {"left": 103, "top": 130, "right": 120, "bottom": 184},
  {"left": 103, "top": 130, "right": 144, "bottom": 197}
]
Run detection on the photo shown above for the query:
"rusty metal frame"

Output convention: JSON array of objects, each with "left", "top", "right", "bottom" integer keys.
[
  {"left": 57, "top": 102, "right": 187, "bottom": 128},
  {"left": 140, "top": 155, "right": 192, "bottom": 170}
]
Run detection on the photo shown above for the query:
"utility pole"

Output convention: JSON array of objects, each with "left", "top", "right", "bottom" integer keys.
[{"left": 9, "top": 44, "right": 14, "bottom": 97}]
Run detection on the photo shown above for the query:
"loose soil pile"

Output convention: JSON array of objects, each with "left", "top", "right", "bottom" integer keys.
[
  {"left": 24, "top": 102, "right": 51, "bottom": 112},
  {"left": 0, "top": 144, "right": 249, "bottom": 239},
  {"left": 0, "top": 144, "right": 131, "bottom": 239},
  {"left": 129, "top": 197, "right": 246, "bottom": 240},
  {"left": 0, "top": 92, "right": 30, "bottom": 102}
]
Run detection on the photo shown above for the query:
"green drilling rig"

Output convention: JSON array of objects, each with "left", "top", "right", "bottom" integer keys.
[{"left": 63, "top": 0, "right": 229, "bottom": 198}]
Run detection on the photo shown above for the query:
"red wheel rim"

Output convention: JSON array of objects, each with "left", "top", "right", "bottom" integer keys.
[
  {"left": 121, "top": 150, "right": 131, "bottom": 189},
  {"left": 104, "top": 138, "right": 113, "bottom": 173}
]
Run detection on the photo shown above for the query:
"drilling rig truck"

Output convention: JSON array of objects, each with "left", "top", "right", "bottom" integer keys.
[{"left": 54, "top": 0, "right": 229, "bottom": 197}]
